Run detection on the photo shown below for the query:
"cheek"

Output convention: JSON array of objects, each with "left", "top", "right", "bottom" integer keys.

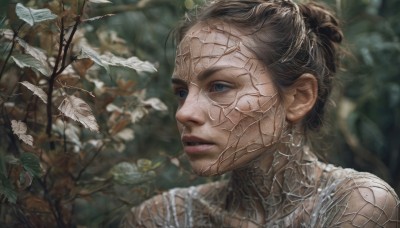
[{"left": 216, "top": 93, "right": 284, "bottom": 139}]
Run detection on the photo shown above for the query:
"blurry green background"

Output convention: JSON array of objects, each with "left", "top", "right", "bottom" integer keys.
[{"left": 90, "top": 0, "right": 400, "bottom": 192}]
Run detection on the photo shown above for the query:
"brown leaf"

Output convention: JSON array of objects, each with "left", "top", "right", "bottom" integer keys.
[
  {"left": 72, "top": 58, "right": 94, "bottom": 77},
  {"left": 24, "top": 195, "right": 51, "bottom": 212},
  {"left": 11, "top": 120, "right": 33, "bottom": 146},
  {"left": 142, "top": 97, "right": 168, "bottom": 111},
  {"left": 58, "top": 95, "right": 99, "bottom": 132},
  {"left": 109, "top": 118, "right": 131, "bottom": 135},
  {"left": 20, "top": 81, "right": 48, "bottom": 104},
  {"left": 56, "top": 74, "right": 81, "bottom": 87}
]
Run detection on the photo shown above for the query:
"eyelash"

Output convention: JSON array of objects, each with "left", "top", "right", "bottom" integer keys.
[
  {"left": 209, "top": 81, "right": 232, "bottom": 93},
  {"left": 172, "top": 81, "right": 233, "bottom": 101},
  {"left": 173, "top": 87, "right": 188, "bottom": 100}
]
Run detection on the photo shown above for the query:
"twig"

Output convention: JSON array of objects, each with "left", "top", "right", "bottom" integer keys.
[
  {"left": 58, "top": 15, "right": 80, "bottom": 74},
  {"left": 46, "top": 9, "right": 81, "bottom": 148},
  {"left": 46, "top": 15, "right": 65, "bottom": 148},
  {"left": 0, "top": 30, "right": 18, "bottom": 80},
  {"left": 75, "top": 143, "right": 105, "bottom": 181},
  {"left": 1, "top": 105, "right": 20, "bottom": 156},
  {"left": 37, "top": 178, "right": 66, "bottom": 228}
]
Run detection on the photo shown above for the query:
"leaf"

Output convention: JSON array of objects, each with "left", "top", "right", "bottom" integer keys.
[
  {"left": 0, "top": 174, "right": 17, "bottom": 204},
  {"left": 14, "top": 38, "right": 51, "bottom": 76},
  {"left": 20, "top": 153, "right": 42, "bottom": 177},
  {"left": 142, "top": 98, "right": 168, "bottom": 111},
  {"left": 78, "top": 48, "right": 156, "bottom": 74},
  {"left": 16, "top": 38, "right": 47, "bottom": 61},
  {"left": 82, "top": 14, "right": 114, "bottom": 23},
  {"left": 130, "top": 107, "right": 147, "bottom": 123},
  {"left": 100, "top": 53, "right": 157, "bottom": 73},
  {"left": 88, "top": 0, "right": 112, "bottom": 3},
  {"left": 19, "top": 171, "right": 34, "bottom": 189},
  {"left": 11, "top": 120, "right": 27, "bottom": 135},
  {"left": 20, "top": 81, "right": 48, "bottom": 104},
  {"left": 170, "top": 157, "right": 180, "bottom": 167},
  {"left": 4, "top": 155, "right": 19, "bottom": 165},
  {"left": 11, "top": 120, "right": 33, "bottom": 146},
  {"left": 110, "top": 162, "right": 156, "bottom": 185},
  {"left": 72, "top": 58, "right": 94, "bottom": 77},
  {"left": 15, "top": 3, "right": 57, "bottom": 26},
  {"left": 53, "top": 119, "right": 82, "bottom": 153},
  {"left": 77, "top": 47, "right": 110, "bottom": 73},
  {"left": 12, "top": 54, "right": 51, "bottom": 76},
  {"left": 137, "top": 159, "right": 158, "bottom": 172},
  {"left": 58, "top": 95, "right": 99, "bottom": 132},
  {"left": 106, "top": 103, "right": 123, "bottom": 113},
  {"left": 0, "top": 29, "right": 14, "bottom": 40},
  {"left": 115, "top": 128, "right": 134, "bottom": 141}
]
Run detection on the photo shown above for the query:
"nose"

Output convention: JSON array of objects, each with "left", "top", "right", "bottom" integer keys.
[{"left": 175, "top": 92, "right": 205, "bottom": 127}]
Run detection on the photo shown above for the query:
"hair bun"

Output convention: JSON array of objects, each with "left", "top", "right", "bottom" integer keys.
[{"left": 299, "top": 2, "right": 343, "bottom": 44}]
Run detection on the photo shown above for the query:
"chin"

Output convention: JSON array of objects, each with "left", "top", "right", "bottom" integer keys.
[{"left": 190, "top": 161, "right": 232, "bottom": 177}]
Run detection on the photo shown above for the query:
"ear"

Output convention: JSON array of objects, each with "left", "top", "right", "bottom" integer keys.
[{"left": 284, "top": 73, "right": 318, "bottom": 123}]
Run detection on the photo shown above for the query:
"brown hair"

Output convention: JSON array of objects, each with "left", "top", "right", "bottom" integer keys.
[{"left": 175, "top": 0, "right": 343, "bottom": 132}]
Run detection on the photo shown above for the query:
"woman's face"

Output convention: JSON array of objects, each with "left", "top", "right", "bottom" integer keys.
[{"left": 172, "top": 21, "right": 286, "bottom": 176}]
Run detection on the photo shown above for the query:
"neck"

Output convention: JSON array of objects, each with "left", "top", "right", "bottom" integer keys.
[{"left": 225, "top": 139, "right": 319, "bottom": 223}]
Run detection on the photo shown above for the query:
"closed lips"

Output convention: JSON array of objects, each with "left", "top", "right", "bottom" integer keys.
[{"left": 181, "top": 136, "right": 213, "bottom": 146}]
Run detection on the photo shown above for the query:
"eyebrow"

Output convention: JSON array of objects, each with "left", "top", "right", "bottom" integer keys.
[{"left": 171, "top": 66, "right": 238, "bottom": 85}]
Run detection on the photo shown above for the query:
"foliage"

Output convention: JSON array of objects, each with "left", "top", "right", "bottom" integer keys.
[
  {"left": 0, "top": 0, "right": 399, "bottom": 226},
  {"left": 327, "top": 0, "right": 400, "bottom": 193},
  {"left": 0, "top": 0, "right": 183, "bottom": 226}
]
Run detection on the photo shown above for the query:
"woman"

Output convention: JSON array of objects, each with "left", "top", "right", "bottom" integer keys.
[{"left": 123, "top": 0, "right": 400, "bottom": 227}]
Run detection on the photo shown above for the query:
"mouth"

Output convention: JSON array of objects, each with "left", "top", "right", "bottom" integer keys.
[
  {"left": 181, "top": 135, "right": 214, "bottom": 154},
  {"left": 182, "top": 135, "right": 213, "bottom": 145},
  {"left": 185, "top": 142, "right": 208, "bottom": 146}
]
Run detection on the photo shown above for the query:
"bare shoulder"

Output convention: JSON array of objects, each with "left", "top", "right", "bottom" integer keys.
[
  {"left": 121, "top": 181, "right": 227, "bottom": 227},
  {"left": 325, "top": 170, "right": 400, "bottom": 227}
]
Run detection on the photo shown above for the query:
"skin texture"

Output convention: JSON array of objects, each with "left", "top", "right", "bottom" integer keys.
[
  {"left": 172, "top": 21, "right": 285, "bottom": 176},
  {"left": 122, "top": 19, "right": 400, "bottom": 228}
]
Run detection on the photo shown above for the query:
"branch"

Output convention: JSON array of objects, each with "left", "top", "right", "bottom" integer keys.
[
  {"left": 75, "top": 143, "right": 105, "bottom": 181},
  {"left": 58, "top": 16, "right": 80, "bottom": 74},
  {"left": 37, "top": 178, "right": 66, "bottom": 228},
  {"left": 46, "top": 10, "right": 81, "bottom": 147},
  {"left": 45, "top": 16, "right": 65, "bottom": 148},
  {"left": 1, "top": 105, "right": 20, "bottom": 156},
  {"left": 0, "top": 31, "right": 18, "bottom": 81}
]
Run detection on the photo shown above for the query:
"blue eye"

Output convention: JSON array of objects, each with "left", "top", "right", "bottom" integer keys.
[
  {"left": 174, "top": 89, "right": 188, "bottom": 99},
  {"left": 210, "top": 82, "right": 230, "bottom": 92}
]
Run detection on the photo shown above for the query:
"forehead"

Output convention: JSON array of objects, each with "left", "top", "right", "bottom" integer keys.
[{"left": 174, "top": 21, "right": 264, "bottom": 81}]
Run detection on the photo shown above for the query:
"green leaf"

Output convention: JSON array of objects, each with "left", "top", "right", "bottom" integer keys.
[
  {"left": 12, "top": 54, "right": 51, "bottom": 76},
  {"left": 20, "top": 153, "right": 41, "bottom": 177},
  {"left": 4, "top": 155, "right": 19, "bottom": 165},
  {"left": 100, "top": 53, "right": 157, "bottom": 73},
  {"left": 110, "top": 162, "right": 156, "bottom": 185},
  {"left": 78, "top": 47, "right": 110, "bottom": 73},
  {"left": 0, "top": 174, "right": 17, "bottom": 204},
  {"left": 19, "top": 171, "right": 33, "bottom": 189},
  {"left": 15, "top": 3, "right": 57, "bottom": 26}
]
